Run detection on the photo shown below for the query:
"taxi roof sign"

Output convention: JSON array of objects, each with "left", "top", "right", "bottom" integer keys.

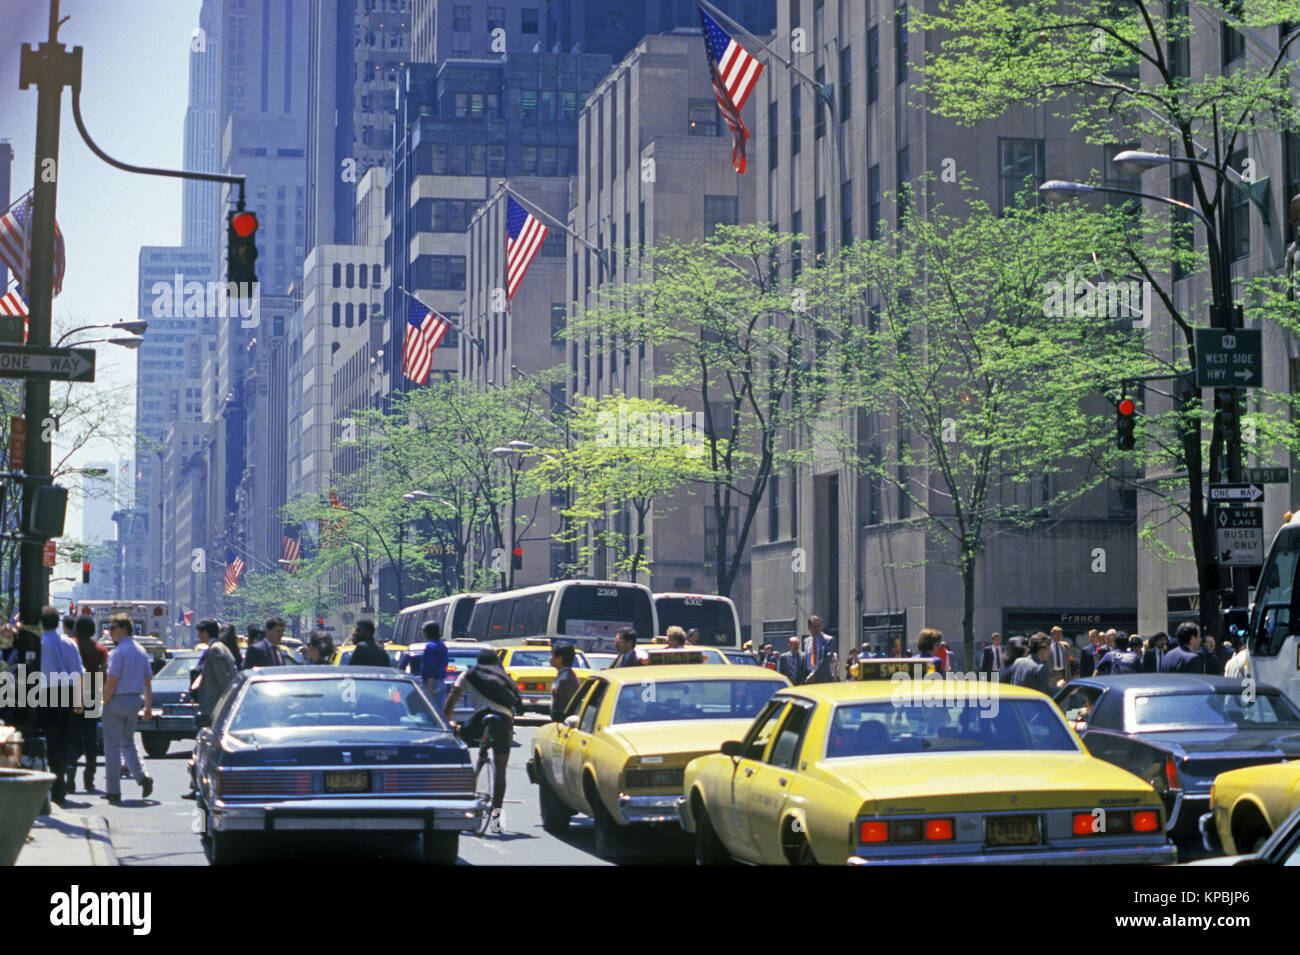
[
  {"left": 856, "top": 658, "right": 936, "bottom": 680},
  {"left": 522, "top": 637, "right": 552, "bottom": 645},
  {"left": 641, "top": 649, "right": 705, "bottom": 665}
]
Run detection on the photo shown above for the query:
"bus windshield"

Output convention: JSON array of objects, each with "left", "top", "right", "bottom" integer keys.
[
  {"left": 1250, "top": 527, "right": 1300, "bottom": 656},
  {"left": 654, "top": 597, "right": 738, "bottom": 647}
]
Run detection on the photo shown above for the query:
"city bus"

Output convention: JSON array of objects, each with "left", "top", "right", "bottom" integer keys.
[
  {"left": 464, "top": 580, "right": 657, "bottom": 654},
  {"left": 652, "top": 592, "right": 742, "bottom": 649},
  {"left": 392, "top": 593, "right": 483, "bottom": 645},
  {"left": 1243, "top": 511, "right": 1300, "bottom": 704},
  {"left": 73, "top": 599, "right": 169, "bottom": 671}
]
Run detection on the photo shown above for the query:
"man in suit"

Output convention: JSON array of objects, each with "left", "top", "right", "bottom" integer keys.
[
  {"left": 1007, "top": 633, "right": 1053, "bottom": 695},
  {"left": 978, "top": 633, "right": 1002, "bottom": 675},
  {"left": 1203, "top": 634, "right": 1230, "bottom": 676},
  {"left": 348, "top": 619, "right": 391, "bottom": 667},
  {"left": 802, "top": 616, "right": 838, "bottom": 683},
  {"left": 1141, "top": 632, "right": 1169, "bottom": 673},
  {"left": 242, "top": 616, "right": 286, "bottom": 669},
  {"left": 1160, "top": 622, "right": 1207, "bottom": 674},
  {"left": 1079, "top": 629, "right": 1101, "bottom": 678},
  {"left": 777, "top": 636, "right": 806, "bottom": 683},
  {"left": 610, "top": 628, "right": 641, "bottom": 668},
  {"left": 1048, "top": 626, "right": 1072, "bottom": 686}
]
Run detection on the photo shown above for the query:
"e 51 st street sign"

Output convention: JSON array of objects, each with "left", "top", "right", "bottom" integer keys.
[
  {"left": 1209, "top": 482, "right": 1265, "bottom": 503},
  {"left": 1195, "top": 328, "right": 1262, "bottom": 388},
  {"left": 0, "top": 345, "right": 95, "bottom": 382},
  {"left": 1216, "top": 506, "right": 1264, "bottom": 566}
]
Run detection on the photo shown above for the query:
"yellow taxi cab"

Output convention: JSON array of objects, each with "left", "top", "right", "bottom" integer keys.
[
  {"left": 1202, "top": 761, "right": 1300, "bottom": 855},
  {"left": 677, "top": 679, "right": 1176, "bottom": 865},
  {"left": 330, "top": 643, "right": 407, "bottom": 667},
  {"left": 643, "top": 638, "right": 754, "bottom": 667},
  {"left": 526, "top": 661, "right": 790, "bottom": 859},
  {"left": 497, "top": 638, "right": 592, "bottom": 713},
  {"left": 849, "top": 657, "right": 939, "bottom": 680}
]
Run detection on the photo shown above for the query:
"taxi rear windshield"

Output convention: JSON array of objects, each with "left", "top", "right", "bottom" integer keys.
[
  {"left": 825, "top": 700, "right": 1077, "bottom": 757},
  {"left": 611, "top": 679, "right": 785, "bottom": 724},
  {"left": 228, "top": 678, "right": 442, "bottom": 732},
  {"left": 505, "top": 650, "right": 590, "bottom": 668}
]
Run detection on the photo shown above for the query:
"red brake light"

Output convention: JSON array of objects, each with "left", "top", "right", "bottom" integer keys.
[
  {"left": 925, "top": 819, "right": 954, "bottom": 841},
  {"left": 517, "top": 681, "right": 527, "bottom": 691},
  {"left": 1133, "top": 810, "right": 1160, "bottom": 833},
  {"left": 1164, "top": 755, "right": 1181, "bottom": 792},
  {"left": 859, "top": 821, "right": 889, "bottom": 843},
  {"left": 1073, "top": 812, "right": 1097, "bottom": 835}
]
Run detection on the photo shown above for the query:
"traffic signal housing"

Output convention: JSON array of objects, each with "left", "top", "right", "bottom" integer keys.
[
  {"left": 512, "top": 546, "right": 523, "bottom": 570},
  {"left": 227, "top": 209, "right": 259, "bottom": 294},
  {"left": 81, "top": 561, "right": 90, "bottom": 584},
  {"left": 1117, "top": 396, "right": 1136, "bottom": 451}
]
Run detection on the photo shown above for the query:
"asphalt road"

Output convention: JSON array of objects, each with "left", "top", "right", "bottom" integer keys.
[{"left": 57, "top": 717, "right": 692, "bottom": 866}]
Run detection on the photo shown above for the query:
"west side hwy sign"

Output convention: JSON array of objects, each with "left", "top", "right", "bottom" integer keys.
[{"left": 0, "top": 345, "right": 95, "bottom": 382}]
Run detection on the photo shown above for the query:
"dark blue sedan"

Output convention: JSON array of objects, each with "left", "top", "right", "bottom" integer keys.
[
  {"left": 1054, "top": 674, "right": 1300, "bottom": 837},
  {"left": 193, "top": 667, "right": 486, "bottom": 864}
]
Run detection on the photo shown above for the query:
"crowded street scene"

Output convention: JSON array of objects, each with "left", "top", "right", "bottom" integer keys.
[{"left": 0, "top": 0, "right": 1297, "bottom": 936}]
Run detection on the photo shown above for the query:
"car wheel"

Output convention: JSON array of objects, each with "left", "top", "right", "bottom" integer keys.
[
  {"left": 142, "top": 734, "right": 170, "bottom": 759},
  {"left": 422, "top": 830, "right": 459, "bottom": 865},
  {"left": 794, "top": 837, "right": 818, "bottom": 866},
  {"left": 693, "top": 804, "right": 733, "bottom": 866},
  {"left": 589, "top": 790, "right": 624, "bottom": 860},
  {"left": 204, "top": 830, "right": 249, "bottom": 866},
  {"left": 538, "top": 770, "right": 570, "bottom": 834}
]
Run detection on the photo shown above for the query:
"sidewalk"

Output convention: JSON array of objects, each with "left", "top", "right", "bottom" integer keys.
[{"left": 15, "top": 799, "right": 117, "bottom": 866}]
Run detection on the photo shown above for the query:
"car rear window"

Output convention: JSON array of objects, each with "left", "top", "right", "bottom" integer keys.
[
  {"left": 1133, "top": 691, "right": 1300, "bottom": 728},
  {"left": 825, "top": 699, "right": 1078, "bottom": 757},
  {"left": 611, "top": 679, "right": 785, "bottom": 724},
  {"left": 228, "top": 678, "right": 442, "bottom": 732}
]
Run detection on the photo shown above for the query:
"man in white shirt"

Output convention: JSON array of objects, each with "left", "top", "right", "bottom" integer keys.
[{"left": 1048, "top": 626, "right": 1072, "bottom": 686}]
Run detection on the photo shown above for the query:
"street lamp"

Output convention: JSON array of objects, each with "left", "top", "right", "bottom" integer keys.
[
  {"left": 55, "top": 321, "right": 147, "bottom": 346},
  {"left": 62, "top": 335, "right": 144, "bottom": 350}
]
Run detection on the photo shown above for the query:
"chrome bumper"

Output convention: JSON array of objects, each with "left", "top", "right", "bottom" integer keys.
[
  {"left": 847, "top": 843, "right": 1177, "bottom": 866},
  {"left": 617, "top": 793, "right": 681, "bottom": 825},
  {"left": 675, "top": 795, "right": 694, "bottom": 833},
  {"left": 209, "top": 796, "right": 489, "bottom": 832},
  {"left": 1167, "top": 791, "right": 1210, "bottom": 832},
  {"left": 1198, "top": 811, "right": 1222, "bottom": 854},
  {"left": 140, "top": 713, "right": 198, "bottom": 735}
]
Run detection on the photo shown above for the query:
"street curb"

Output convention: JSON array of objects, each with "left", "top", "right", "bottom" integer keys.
[{"left": 83, "top": 815, "right": 118, "bottom": 866}]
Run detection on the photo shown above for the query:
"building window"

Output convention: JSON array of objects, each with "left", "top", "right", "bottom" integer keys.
[
  {"left": 839, "top": 46, "right": 851, "bottom": 121},
  {"left": 867, "top": 25, "right": 879, "bottom": 103},
  {"left": 332, "top": 303, "right": 341, "bottom": 327},
  {"left": 345, "top": 303, "right": 354, "bottom": 328},
  {"left": 895, "top": 4, "right": 908, "bottom": 84},
  {"left": 416, "top": 255, "right": 467, "bottom": 290},
  {"left": 1227, "top": 150, "right": 1250, "bottom": 260},
  {"left": 815, "top": 194, "right": 826, "bottom": 260},
  {"left": 522, "top": 7, "right": 539, "bottom": 33},
  {"left": 332, "top": 263, "right": 341, "bottom": 287},
  {"left": 868, "top": 165, "right": 881, "bottom": 240},
  {"left": 790, "top": 466, "right": 798, "bottom": 537},
  {"left": 688, "top": 99, "right": 721, "bottom": 136},
  {"left": 1222, "top": 0, "right": 1245, "bottom": 65},
  {"left": 359, "top": 265, "right": 368, "bottom": 288},
  {"left": 841, "top": 180, "right": 853, "bottom": 245},
  {"left": 551, "top": 304, "right": 565, "bottom": 345},
  {"left": 997, "top": 138, "right": 1044, "bottom": 215},
  {"left": 486, "top": 6, "right": 505, "bottom": 30},
  {"left": 767, "top": 470, "right": 781, "bottom": 541},
  {"left": 452, "top": 4, "right": 470, "bottom": 32},
  {"left": 768, "top": 100, "right": 779, "bottom": 169},
  {"left": 345, "top": 263, "right": 354, "bottom": 288},
  {"left": 372, "top": 264, "right": 381, "bottom": 286},
  {"left": 897, "top": 427, "right": 911, "bottom": 519},
  {"left": 789, "top": 0, "right": 800, "bottom": 29},
  {"left": 521, "top": 90, "right": 538, "bottom": 121},
  {"left": 704, "top": 195, "right": 739, "bottom": 235},
  {"left": 815, "top": 66, "right": 826, "bottom": 139},
  {"left": 790, "top": 85, "right": 801, "bottom": 156},
  {"left": 791, "top": 209, "right": 803, "bottom": 279},
  {"left": 897, "top": 145, "right": 911, "bottom": 227},
  {"left": 1167, "top": 0, "right": 1189, "bottom": 79}
]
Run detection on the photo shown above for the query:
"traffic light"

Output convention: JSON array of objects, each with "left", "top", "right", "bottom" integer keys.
[
  {"left": 512, "top": 546, "right": 523, "bottom": 570},
  {"left": 227, "top": 208, "right": 259, "bottom": 293},
  {"left": 1117, "top": 396, "right": 1136, "bottom": 450},
  {"left": 1219, "top": 389, "right": 1239, "bottom": 447},
  {"left": 81, "top": 561, "right": 90, "bottom": 583},
  {"left": 317, "top": 618, "right": 325, "bottom": 628}
]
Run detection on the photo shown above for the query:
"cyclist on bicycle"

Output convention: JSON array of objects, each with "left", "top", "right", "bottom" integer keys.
[{"left": 444, "top": 648, "right": 521, "bottom": 835}]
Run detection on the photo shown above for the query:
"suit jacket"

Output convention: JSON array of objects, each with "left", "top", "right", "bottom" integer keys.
[
  {"left": 1007, "top": 656, "right": 1052, "bottom": 695},
  {"left": 1159, "top": 645, "right": 1207, "bottom": 674},
  {"left": 978, "top": 645, "right": 1002, "bottom": 674},
  {"left": 776, "top": 650, "right": 807, "bottom": 683},
  {"left": 802, "top": 634, "right": 838, "bottom": 683},
  {"left": 242, "top": 637, "right": 281, "bottom": 669},
  {"left": 349, "top": 639, "right": 391, "bottom": 667},
  {"left": 1079, "top": 646, "right": 1097, "bottom": 678},
  {"left": 610, "top": 648, "right": 640, "bottom": 668},
  {"left": 1140, "top": 647, "right": 1163, "bottom": 673}
]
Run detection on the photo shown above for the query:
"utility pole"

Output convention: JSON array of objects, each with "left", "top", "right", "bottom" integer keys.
[{"left": 17, "top": 1, "right": 77, "bottom": 631}]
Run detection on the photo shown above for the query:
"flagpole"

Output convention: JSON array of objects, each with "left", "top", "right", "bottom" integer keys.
[
  {"left": 396, "top": 285, "right": 488, "bottom": 360},
  {"left": 498, "top": 182, "right": 611, "bottom": 275}
]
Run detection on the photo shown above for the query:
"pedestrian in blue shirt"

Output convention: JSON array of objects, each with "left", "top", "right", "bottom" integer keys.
[
  {"left": 420, "top": 621, "right": 449, "bottom": 713},
  {"left": 101, "top": 613, "right": 154, "bottom": 803},
  {"left": 38, "top": 605, "right": 84, "bottom": 804}
]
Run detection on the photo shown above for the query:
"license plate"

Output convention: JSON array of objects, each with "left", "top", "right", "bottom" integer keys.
[
  {"left": 986, "top": 815, "right": 1040, "bottom": 846},
  {"left": 325, "top": 770, "right": 370, "bottom": 793}
]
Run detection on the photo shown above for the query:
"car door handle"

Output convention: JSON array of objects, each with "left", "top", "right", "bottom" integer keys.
[{"left": 744, "top": 767, "right": 755, "bottom": 776}]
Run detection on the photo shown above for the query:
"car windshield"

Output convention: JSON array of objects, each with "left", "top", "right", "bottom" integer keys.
[
  {"left": 825, "top": 699, "right": 1079, "bottom": 757},
  {"left": 227, "top": 678, "right": 443, "bottom": 732},
  {"left": 1133, "top": 691, "right": 1300, "bottom": 728},
  {"left": 724, "top": 653, "right": 759, "bottom": 666},
  {"left": 611, "top": 679, "right": 785, "bottom": 724},
  {"left": 156, "top": 655, "right": 200, "bottom": 679}
]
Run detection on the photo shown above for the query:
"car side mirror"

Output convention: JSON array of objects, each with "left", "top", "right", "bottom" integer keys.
[
  {"left": 720, "top": 740, "right": 743, "bottom": 758},
  {"left": 563, "top": 714, "right": 580, "bottom": 728}
]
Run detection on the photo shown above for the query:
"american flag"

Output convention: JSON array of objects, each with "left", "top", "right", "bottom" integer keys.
[
  {"left": 176, "top": 607, "right": 194, "bottom": 626},
  {"left": 0, "top": 288, "right": 29, "bottom": 342},
  {"left": 281, "top": 534, "right": 302, "bottom": 572},
  {"left": 224, "top": 556, "right": 245, "bottom": 596},
  {"left": 0, "top": 196, "right": 66, "bottom": 296},
  {"left": 505, "top": 196, "right": 549, "bottom": 300},
  {"left": 401, "top": 298, "right": 450, "bottom": 385},
  {"left": 699, "top": 8, "right": 763, "bottom": 175}
]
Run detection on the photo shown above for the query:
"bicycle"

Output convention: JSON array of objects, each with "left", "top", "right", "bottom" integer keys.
[{"left": 456, "top": 711, "right": 507, "bottom": 836}]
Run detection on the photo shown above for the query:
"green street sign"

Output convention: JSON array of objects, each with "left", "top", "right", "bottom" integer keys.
[
  {"left": 0, "top": 316, "right": 24, "bottom": 344},
  {"left": 1195, "top": 328, "right": 1262, "bottom": 388},
  {"left": 1244, "top": 467, "right": 1289, "bottom": 484}
]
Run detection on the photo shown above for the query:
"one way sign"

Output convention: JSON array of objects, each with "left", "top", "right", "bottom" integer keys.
[
  {"left": 1216, "top": 506, "right": 1264, "bottom": 566},
  {"left": 1209, "top": 482, "right": 1265, "bottom": 503}
]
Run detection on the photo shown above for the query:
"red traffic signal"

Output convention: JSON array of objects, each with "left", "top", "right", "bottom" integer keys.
[
  {"left": 81, "top": 561, "right": 90, "bottom": 583},
  {"left": 512, "top": 547, "right": 523, "bottom": 557},
  {"left": 1117, "top": 396, "right": 1137, "bottom": 450},
  {"left": 512, "top": 546, "right": 523, "bottom": 570},
  {"left": 1118, "top": 398, "right": 1135, "bottom": 417},
  {"left": 231, "top": 211, "right": 258, "bottom": 237}
]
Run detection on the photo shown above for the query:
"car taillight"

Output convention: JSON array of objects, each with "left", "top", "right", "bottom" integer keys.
[
  {"left": 517, "top": 681, "right": 527, "bottom": 691},
  {"left": 859, "top": 821, "right": 889, "bottom": 843},
  {"left": 1133, "top": 810, "right": 1160, "bottom": 833},
  {"left": 925, "top": 819, "right": 954, "bottom": 841},
  {"left": 1164, "top": 755, "right": 1181, "bottom": 792}
]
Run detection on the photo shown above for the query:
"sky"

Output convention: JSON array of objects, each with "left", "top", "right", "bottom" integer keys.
[{"left": 0, "top": 0, "right": 201, "bottom": 591}]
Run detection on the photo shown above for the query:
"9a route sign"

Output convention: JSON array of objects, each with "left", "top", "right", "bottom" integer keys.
[{"left": 1195, "top": 328, "right": 1262, "bottom": 388}]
